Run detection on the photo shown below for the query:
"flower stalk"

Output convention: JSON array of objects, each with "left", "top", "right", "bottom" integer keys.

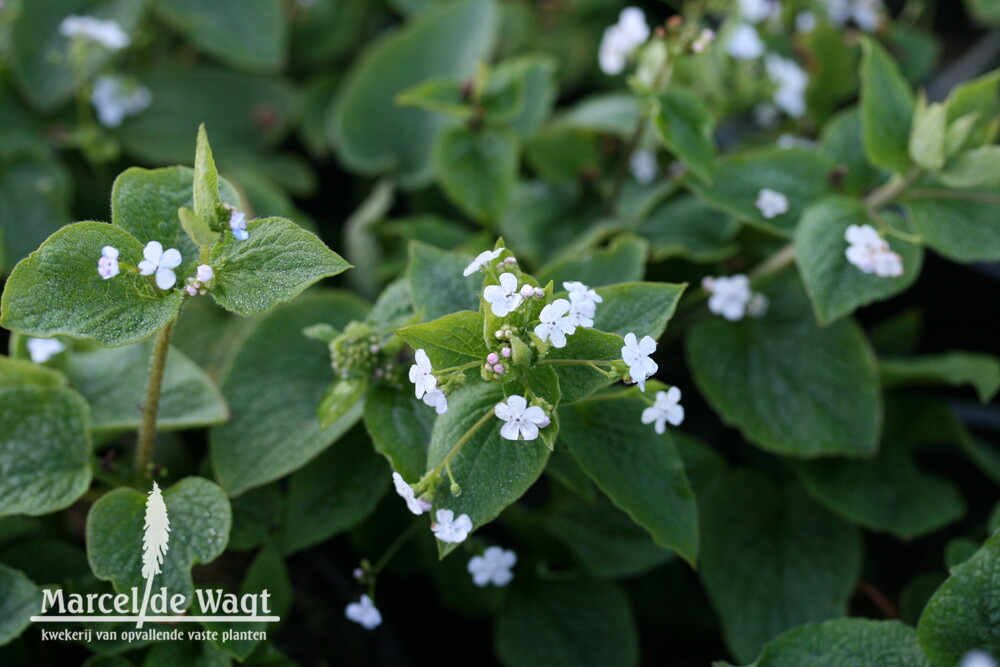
[{"left": 134, "top": 318, "right": 178, "bottom": 481}]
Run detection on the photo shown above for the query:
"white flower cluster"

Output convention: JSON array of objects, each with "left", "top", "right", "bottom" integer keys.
[
  {"left": 533, "top": 281, "right": 603, "bottom": 349},
  {"left": 59, "top": 15, "right": 130, "bottom": 50},
  {"left": 98, "top": 246, "right": 120, "bottom": 279},
  {"left": 739, "top": 0, "right": 780, "bottom": 23},
  {"left": 345, "top": 595, "right": 381, "bottom": 630},
  {"left": 91, "top": 76, "right": 151, "bottom": 128},
  {"left": 827, "top": 0, "right": 883, "bottom": 32},
  {"left": 468, "top": 546, "right": 516, "bottom": 587},
  {"left": 844, "top": 224, "right": 903, "bottom": 277},
  {"left": 27, "top": 337, "right": 64, "bottom": 364},
  {"left": 727, "top": 23, "right": 764, "bottom": 61},
  {"left": 702, "top": 275, "right": 768, "bottom": 321},
  {"left": 598, "top": 7, "right": 650, "bottom": 75},
  {"left": 228, "top": 208, "right": 249, "bottom": 241},
  {"left": 755, "top": 188, "right": 790, "bottom": 219},
  {"left": 765, "top": 55, "right": 808, "bottom": 118},
  {"left": 408, "top": 349, "right": 448, "bottom": 414},
  {"left": 185, "top": 265, "right": 214, "bottom": 297}
]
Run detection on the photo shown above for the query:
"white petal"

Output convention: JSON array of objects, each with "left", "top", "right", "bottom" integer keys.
[
  {"left": 137, "top": 260, "right": 156, "bottom": 276},
  {"left": 143, "top": 241, "right": 163, "bottom": 264},
  {"left": 519, "top": 422, "right": 539, "bottom": 441},
  {"left": 102, "top": 245, "right": 119, "bottom": 259},
  {"left": 155, "top": 268, "right": 177, "bottom": 290},
  {"left": 159, "top": 248, "right": 182, "bottom": 269},
  {"left": 499, "top": 420, "right": 521, "bottom": 441}
]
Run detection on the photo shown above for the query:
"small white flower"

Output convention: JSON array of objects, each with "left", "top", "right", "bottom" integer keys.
[
  {"left": 727, "top": 23, "right": 764, "bottom": 61},
  {"left": 765, "top": 54, "right": 809, "bottom": 118},
  {"left": 432, "top": 509, "right": 473, "bottom": 544},
  {"left": 463, "top": 248, "right": 505, "bottom": 277},
  {"left": 229, "top": 210, "right": 248, "bottom": 241},
  {"left": 137, "top": 241, "right": 182, "bottom": 290},
  {"left": 345, "top": 595, "right": 381, "bottom": 630},
  {"left": 852, "top": 0, "right": 882, "bottom": 32},
  {"left": 641, "top": 387, "right": 685, "bottom": 434},
  {"left": 26, "top": 338, "right": 65, "bottom": 364},
  {"left": 692, "top": 28, "right": 715, "bottom": 53},
  {"left": 960, "top": 650, "right": 998, "bottom": 667},
  {"left": 495, "top": 394, "right": 550, "bottom": 441},
  {"left": 422, "top": 388, "right": 449, "bottom": 415},
  {"left": 196, "top": 264, "right": 214, "bottom": 283},
  {"left": 739, "top": 0, "right": 779, "bottom": 23},
  {"left": 59, "top": 15, "right": 130, "bottom": 50},
  {"left": 703, "top": 274, "right": 753, "bottom": 321},
  {"left": 755, "top": 188, "right": 790, "bottom": 219},
  {"left": 90, "top": 75, "right": 151, "bottom": 128},
  {"left": 564, "top": 281, "right": 603, "bottom": 328},
  {"left": 844, "top": 224, "right": 904, "bottom": 278},
  {"left": 534, "top": 299, "right": 576, "bottom": 348},
  {"left": 97, "top": 245, "right": 119, "bottom": 279},
  {"left": 392, "top": 472, "right": 430, "bottom": 515},
  {"left": 598, "top": 7, "right": 650, "bottom": 75},
  {"left": 408, "top": 349, "right": 437, "bottom": 400},
  {"left": 630, "top": 148, "right": 658, "bottom": 185},
  {"left": 621, "top": 332, "right": 658, "bottom": 391},
  {"left": 483, "top": 272, "right": 524, "bottom": 317},
  {"left": 796, "top": 11, "right": 818, "bottom": 32},
  {"left": 467, "top": 546, "right": 517, "bottom": 587}
]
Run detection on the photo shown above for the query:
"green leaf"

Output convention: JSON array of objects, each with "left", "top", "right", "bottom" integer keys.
[
  {"left": 178, "top": 208, "right": 217, "bottom": 249},
  {"left": 428, "top": 383, "right": 550, "bottom": 556},
  {"left": 586, "top": 281, "right": 685, "bottom": 339},
  {"left": 433, "top": 125, "right": 519, "bottom": 223},
  {"left": 700, "top": 471, "right": 862, "bottom": 663},
  {"left": 208, "top": 217, "right": 351, "bottom": 316},
  {"left": 495, "top": 56, "right": 557, "bottom": 139},
  {"left": 560, "top": 398, "right": 698, "bottom": 566},
  {"left": 819, "top": 109, "right": 884, "bottom": 195},
  {"left": 903, "top": 188, "right": 1000, "bottom": 262},
  {"left": 329, "top": 0, "right": 499, "bottom": 187},
  {"left": 317, "top": 378, "right": 368, "bottom": 430},
  {"left": 965, "top": 0, "right": 1000, "bottom": 28},
  {"left": 637, "top": 194, "right": 740, "bottom": 263},
  {"left": 0, "top": 563, "right": 41, "bottom": 646},
  {"left": 538, "top": 234, "right": 649, "bottom": 288},
  {"left": 63, "top": 341, "right": 228, "bottom": 433},
  {"left": 396, "top": 310, "right": 488, "bottom": 372},
  {"left": 751, "top": 618, "right": 931, "bottom": 667},
  {"left": 0, "top": 157, "right": 71, "bottom": 273},
  {"left": 87, "top": 477, "right": 231, "bottom": 609},
  {"left": 686, "top": 272, "right": 881, "bottom": 457},
  {"left": 791, "top": 405, "right": 965, "bottom": 540},
  {"left": 364, "top": 386, "right": 434, "bottom": 482},
  {"left": 405, "top": 242, "right": 480, "bottom": 321},
  {"left": 396, "top": 78, "right": 472, "bottom": 117},
  {"left": 945, "top": 70, "right": 1000, "bottom": 146},
  {"left": 1, "top": 222, "right": 183, "bottom": 347},
  {"left": 227, "top": 484, "right": 281, "bottom": 551},
  {"left": 281, "top": 432, "right": 389, "bottom": 554},
  {"left": 0, "top": 355, "right": 67, "bottom": 389},
  {"left": 881, "top": 352, "right": 1000, "bottom": 403},
  {"left": 546, "top": 498, "right": 674, "bottom": 579},
  {"left": 860, "top": 38, "right": 916, "bottom": 174},
  {"left": 494, "top": 578, "right": 638, "bottom": 667},
  {"left": 156, "top": 0, "right": 287, "bottom": 73},
  {"left": 940, "top": 146, "right": 1000, "bottom": 188},
  {"left": 8, "top": 0, "right": 148, "bottom": 111},
  {"left": 909, "top": 97, "right": 947, "bottom": 171},
  {"left": 687, "top": 149, "right": 833, "bottom": 237},
  {"left": 211, "top": 292, "right": 369, "bottom": 496},
  {"left": 143, "top": 641, "right": 231, "bottom": 667},
  {"left": 795, "top": 197, "right": 922, "bottom": 324},
  {"left": 524, "top": 126, "right": 603, "bottom": 184},
  {"left": 0, "top": 386, "right": 91, "bottom": 517},
  {"left": 653, "top": 87, "right": 715, "bottom": 184},
  {"left": 542, "top": 328, "right": 624, "bottom": 404},
  {"left": 193, "top": 124, "right": 222, "bottom": 229},
  {"left": 918, "top": 529, "right": 1000, "bottom": 665}
]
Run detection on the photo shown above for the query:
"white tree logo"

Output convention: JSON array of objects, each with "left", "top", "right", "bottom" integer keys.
[{"left": 136, "top": 482, "right": 170, "bottom": 629}]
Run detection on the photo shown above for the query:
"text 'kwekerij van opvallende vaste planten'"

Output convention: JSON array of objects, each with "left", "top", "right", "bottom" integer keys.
[{"left": 0, "top": 0, "right": 999, "bottom": 665}]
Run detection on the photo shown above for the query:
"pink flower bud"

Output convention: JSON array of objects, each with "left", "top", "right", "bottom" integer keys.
[
  {"left": 501, "top": 347, "right": 512, "bottom": 358},
  {"left": 487, "top": 352, "right": 499, "bottom": 364},
  {"left": 493, "top": 363, "right": 505, "bottom": 374},
  {"left": 519, "top": 284, "right": 534, "bottom": 298}
]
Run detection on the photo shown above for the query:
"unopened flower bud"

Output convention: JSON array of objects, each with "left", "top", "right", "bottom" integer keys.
[
  {"left": 519, "top": 284, "right": 534, "bottom": 298},
  {"left": 487, "top": 352, "right": 499, "bottom": 364},
  {"left": 501, "top": 347, "right": 512, "bottom": 358},
  {"left": 493, "top": 364, "right": 505, "bottom": 374}
]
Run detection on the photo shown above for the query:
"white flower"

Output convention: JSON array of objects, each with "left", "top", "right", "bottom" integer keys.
[
  {"left": 97, "top": 245, "right": 119, "bottom": 279},
  {"left": 534, "top": 299, "right": 576, "bottom": 348},
  {"left": 630, "top": 149, "right": 658, "bottom": 185},
  {"left": 495, "top": 395, "right": 549, "bottom": 441},
  {"left": 692, "top": 28, "right": 715, "bottom": 53},
  {"left": 90, "top": 76, "right": 151, "bottom": 128},
  {"left": 765, "top": 55, "right": 809, "bottom": 118},
  {"left": 727, "top": 23, "right": 764, "bottom": 60},
  {"left": 432, "top": 509, "right": 473, "bottom": 544},
  {"left": 844, "top": 224, "right": 904, "bottom": 278},
  {"left": 463, "top": 248, "right": 505, "bottom": 277},
  {"left": 229, "top": 210, "right": 248, "bottom": 241},
  {"left": 776, "top": 134, "right": 817, "bottom": 150},
  {"left": 598, "top": 7, "right": 650, "bottom": 75},
  {"left": 59, "top": 15, "right": 130, "bottom": 50},
  {"left": 703, "top": 274, "right": 753, "bottom": 321},
  {"left": 483, "top": 272, "right": 524, "bottom": 317},
  {"left": 422, "top": 388, "right": 449, "bottom": 415},
  {"left": 641, "top": 387, "right": 685, "bottom": 434},
  {"left": 392, "top": 472, "right": 430, "bottom": 515},
  {"left": 196, "top": 264, "right": 214, "bottom": 283},
  {"left": 137, "top": 241, "right": 182, "bottom": 290},
  {"left": 26, "top": 338, "right": 64, "bottom": 364},
  {"left": 345, "top": 595, "right": 381, "bottom": 630},
  {"left": 408, "top": 349, "right": 437, "bottom": 400},
  {"left": 960, "top": 650, "right": 998, "bottom": 667},
  {"left": 564, "top": 281, "right": 603, "bottom": 328},
  {"left": 468, "top": 546, "right": 517, "bottom": 587},
  {"left": 739, "top": 0, "right": 779, "bottom": 23},
  {"left": 755, "top": 188, "right": 790, "bottom": 219},
  {"left": 852, "top": 0, "right": 882, "bottom": 32},
  {"left": 621, "top": 332, "right": 657, "bottom": 391},
  {"left": 796, "top": 11, "right": 818, "bottom": 32}
]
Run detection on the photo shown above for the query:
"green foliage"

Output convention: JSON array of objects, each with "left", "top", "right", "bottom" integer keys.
[
  {"left": 860, "top": 38, "right": 915, "bottom": 174},
  {"left": 751, "top": 618, "right": 931, "bottom": 667},
  {"left": 881, "top": 352, "right": 1000, "bottom": 403},
  {"left": 653, "top": 88, "right": 716, "bottom": 184},
  {"left": 433, "top": 125, "right": 519, "bottom": 223},
  {"left": 0, "top": 563, "right": 42, "bottom": 646},
  {"left": 364, "top": 386, "right": 433, "bottom": 481},
  {"left": 903, "top": 189, "right": 1000, "bottom": 263}
]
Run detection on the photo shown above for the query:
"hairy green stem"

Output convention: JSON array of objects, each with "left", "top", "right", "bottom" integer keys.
[{"left": 134, "top": 319, "right": 177, "bottom": 481}]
